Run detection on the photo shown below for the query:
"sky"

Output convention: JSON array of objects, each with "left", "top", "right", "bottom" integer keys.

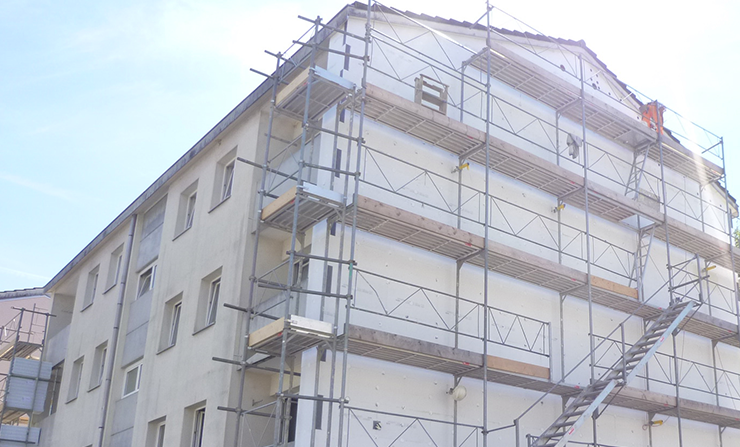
[{"left": 2, "top": 0, "right": 740, "bottom": 291}]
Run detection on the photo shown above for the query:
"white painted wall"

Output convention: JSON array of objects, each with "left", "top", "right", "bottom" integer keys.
[{"left": 37, "top": 8, "right": 740, "bottom": 447}]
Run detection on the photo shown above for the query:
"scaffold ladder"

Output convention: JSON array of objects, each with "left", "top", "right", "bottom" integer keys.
[
  {"left": 625, "top": 142, "right": 653, "bottom": 200},
  {"left": 532, "top": 299, "right": 695, "bottom": 447},
  {"left": 629, "top": 224, "right": 656, "bottom": 291}
]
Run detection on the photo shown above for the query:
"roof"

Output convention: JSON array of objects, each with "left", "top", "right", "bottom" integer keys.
[
  {"left": 43, "top": 2, "right": 737, "bottom": 291},
  {"left": 355, "top": 2, "right": 632, "bottom": 99},
  {"left": 0, "top": 288, "right": 48, "bottom": 300}
]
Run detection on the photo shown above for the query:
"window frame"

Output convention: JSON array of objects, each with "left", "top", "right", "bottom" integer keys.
[
  {"left": 205, "top": 278, "right": 220, "bottom": 327},
  {"left": 221, "top": 160, "right": 235, "bottom": 202},
  {"left": 82, "top": 266, "right": 100, "bottom": 310},
  {"left": 89, "top": 342, "right": 108, "bottom": 391},
  {"left": 192, "top": 407, "right": 206, "bottom": 447},
  {"left": 137, "top": 266, "right": 157, "bottom": 299},
  {"left": 48, "top": 361, "right": 64, "bottom": 414},
  {"left": 105, "top": 244, "right": 125, "bottom": 293},
  {"left": 168, "top": 302, "right": 182, "bottom": 347},
  {"left": 155, "top": 422, "right": 166, "bottom": 447},
  {"left": 185, "top": 191, "right": 197, "bottom": 230},
  {"left": 66, "top": 356, "right": 84, "bottom": 402},
  {"left": 122, "top": 363, "right": 143, "bottom": 398}
]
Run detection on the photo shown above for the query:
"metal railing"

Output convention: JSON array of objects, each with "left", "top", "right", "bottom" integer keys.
[{"left": 353, "top": 268, "right": 551, "bottom": 362}]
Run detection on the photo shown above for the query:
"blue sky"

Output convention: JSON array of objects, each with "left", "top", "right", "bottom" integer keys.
[{"left": 2, "top": 0, "right": 739, "bottom": 291}]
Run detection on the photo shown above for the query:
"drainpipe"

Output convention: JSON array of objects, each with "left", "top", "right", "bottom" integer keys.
[{"left": 96, "top": 215, "right": 137, "bottom": 447}]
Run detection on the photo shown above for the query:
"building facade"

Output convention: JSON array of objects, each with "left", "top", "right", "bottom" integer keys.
[{"left": 32, "top": 3, "right": 740, "bottom": 447}]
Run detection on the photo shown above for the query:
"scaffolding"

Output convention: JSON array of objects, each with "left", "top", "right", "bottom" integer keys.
[
  {"left": 217, "top": 2, "right": 740, "bottom": 446},
  {"left": 0, "top": 307, "right": 52, "bottom": 446}
]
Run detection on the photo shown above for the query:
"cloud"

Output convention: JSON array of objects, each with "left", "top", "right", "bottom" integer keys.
[{"left": 0, "top": 173, "right": 75, "bottom": 202}]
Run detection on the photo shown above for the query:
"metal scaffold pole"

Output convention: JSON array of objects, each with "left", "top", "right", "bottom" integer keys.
[
  {"left": 482, "top": 3, "right": 493, "bottom": 446},
  {"left": 654, "top": 102, "right": 684, "bottom": 446},
  {"left": 334, "top": 2, "right": 370, "bottom": 444},
  {"left": 230, "top": 49, "right": 284, "bottom": 447},
  {"left": 577, "top": 53, "right": 599, "bottom": 446}
]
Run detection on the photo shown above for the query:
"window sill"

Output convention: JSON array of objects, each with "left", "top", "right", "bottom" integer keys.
[
  {"left": 65, "top": 396, "right": 78, "bottom": 404},
  {"left": 193, "top": 322, "right": 216, "bottom": 336},
  {"left": 102, "top": 283, "right": 116, "bottom": 295},
  {"left": 208, "top": 195, "right": 231, "bottom": 214},
  {"left": 80, "top": 302, "right": 93, "bottom": 313},
  {"left": 156, "top": 343, "right": 176, "bottom": 355},
  {"left": 172, "top": 226, "right": 192, "bottom": 242},
  {"left": 88, "top": 383, "right": 101, "bottom": 393}
]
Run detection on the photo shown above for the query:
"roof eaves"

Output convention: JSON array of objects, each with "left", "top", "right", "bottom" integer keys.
[{"left": 0, "top": 287, "right": 48, "bottom": 300}]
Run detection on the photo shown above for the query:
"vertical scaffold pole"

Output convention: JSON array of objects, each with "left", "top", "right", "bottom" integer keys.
[
  {"left": 655, "top": 102, "right": 682, "bottom": 446},
  {"left": 335, "top": 2, "right": 371, "bottom": 445},
  {"left": 577, "top": 54, "right": 598, "bottom": 445},
  {"left": 233, "top": 50, "right": 284, "bottom": 447},
  {"left": 483, "top": 3, "right": 492, "bottom": 446},
  {"left": 272, "top": 16, "right": 322, "bottom": 447}
]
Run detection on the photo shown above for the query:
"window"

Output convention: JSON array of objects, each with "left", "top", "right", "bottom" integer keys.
[
  {"left": 67, "top": 357, "right": 84, "bottom": 402},
  {"left": 211, "top": 148, "right": 237, "bottom": 208},
  {"left": 206, "top": 279, "right": 220, "bottom": 327},
  {"left": 192, "top": 408, "right": 206, "bottom": 447},
  {"left": 195, "top": 268, "right": 222, "bottom": 332},
  {"left": 46, "top": 362, "right": 63, "bottom": 415},
  {"left": 159, "top": 294, "right": 183, "bottom": 351},
  {"left": 221, "top": 161, "right": 234, "bottom": 201},
  {"left": 122, "top": 363, "right": 142, "bottom": 398},
  {"left": 155, "top": 423, "right": 166, "bottom": 447},
  {"left": 89, "top": 342, "right": 108, "bottom": 390},
  {"left": 137, "top": 266, "right": 156, "bottom": 299},
  {"left": 175, "top": 181, "right": 199, "bottom": 236},
  {"left": 169, "top": 302, "right": 182, "bottom": 346},
  {"left": 185, "top": 192, "right": 197, "bottom": 229},
  {"left": 82, "top": 266, "right": 100, "bottom": 310},
  {"left": 146, "top": 418, "right": 167, "bottom": 447},
  {"left": 106, "top": 244, "right": 124, "bottom": 291}
]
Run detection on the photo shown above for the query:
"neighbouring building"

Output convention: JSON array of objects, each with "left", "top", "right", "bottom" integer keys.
[
  {"left": 0, "top": 288, "right": 50, "bottom": 443},
  {"left": 24, "top": 3, "right": 740, "bottom": 447}
]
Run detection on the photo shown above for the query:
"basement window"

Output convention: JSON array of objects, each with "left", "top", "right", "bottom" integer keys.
[{"left": 414, "top": 75, "right": 449, "bottom": 115}]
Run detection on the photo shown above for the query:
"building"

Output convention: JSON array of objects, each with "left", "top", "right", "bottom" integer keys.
[
  {"left": 0, "top": 288, "right": 51, "bottom": 444},
  {"left": 29, "top": 2, "right": 740, "bottom": 447}
]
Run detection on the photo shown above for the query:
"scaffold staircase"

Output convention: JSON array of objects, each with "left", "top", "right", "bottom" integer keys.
[{"left": 532, "top": 299, "right": 695, "bottom": 447}]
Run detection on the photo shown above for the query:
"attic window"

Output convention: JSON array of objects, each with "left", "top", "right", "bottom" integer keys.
[{"left": 414, "top": 75, "right": 448, "bottom": 115}]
